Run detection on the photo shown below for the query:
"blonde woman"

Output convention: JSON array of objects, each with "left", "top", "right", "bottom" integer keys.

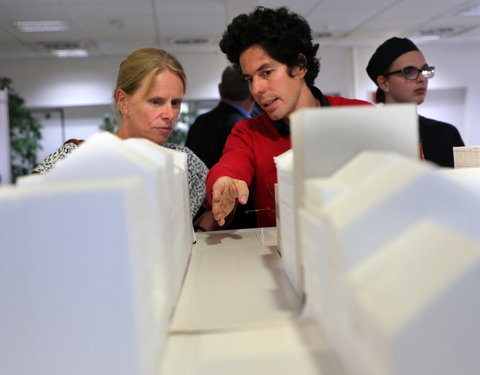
[{"left": 33, "top": 47, "right": 208, "bottom": 219}]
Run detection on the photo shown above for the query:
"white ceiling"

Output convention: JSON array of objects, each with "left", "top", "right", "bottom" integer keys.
[{"left": 1, "top": 0, "right": 480, "bottom": 60}]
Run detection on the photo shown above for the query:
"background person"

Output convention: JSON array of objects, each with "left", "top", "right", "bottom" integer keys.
[
  {"left": 366, "top": 37, "right": 464, "bottom": 167},
  {"left": 185, "top": 65, "right": 255, "bottom": 169},
  {"left": 186, "top": 65, "right": 257, "bottom": 229},
  {"left": 206, "top": 6, "right": 371, "bottom": 228},
  {"left": 32, "top": 47, "right": 208, "bottom": 220}
]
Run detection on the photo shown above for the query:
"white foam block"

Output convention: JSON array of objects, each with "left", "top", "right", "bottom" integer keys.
[
  {"left": 294, "top": 150, "right": 480, "bottom": 375},
  {"left": 124, "top": 138, "right": 193, "bottom": 299},
  {"left": 169, "top": 149, "right": 194, "bottom": 297},
  {"left": 322, "top": 155, "right": 480, "bottom": 269},
  {"left": 298, "top": 208, "right": 332, "bottom": 319},
  {"left": 288, "top": 104, "right": 418, "bottom": 312},
  {"left": 0, "top": 178, "right": 169, "bottom": 375},
  {"left": 303, "top": 151, "right": 408, "bottom": 210},
  {"left": 300, "top": 153, "right": 430, "bottom": 328},
  {"left": 321, "top": 153, "right": 429, "bottom": 267},
  {"left": 291, "top": 103, "right": 419, "bottom": 208},
  {"left": 347, "top": 220, "right": 480, "bottom": 375},
  {"left": 275, "top": 150, "right": 303, "bottom": 295},
  {"left": 25, "top": 132, "right": 192, "bottom": 307},
  {"left": 441, "top": 167, "right": 480, "bottom": 191}
]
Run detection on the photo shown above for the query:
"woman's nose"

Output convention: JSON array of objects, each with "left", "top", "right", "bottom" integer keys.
[{"left": 162, "top": 103, "right": 174, "bottom": 119}]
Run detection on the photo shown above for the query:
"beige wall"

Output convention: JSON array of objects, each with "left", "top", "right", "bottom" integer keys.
[{"left": 1, "top": 42, "right": 479, "bottom": 145}]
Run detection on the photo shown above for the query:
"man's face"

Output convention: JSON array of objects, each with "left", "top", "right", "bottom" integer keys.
[
  {"left": 239, "top": 45, "right": 305, "bottom": 121},
  {"left": 380, "top": 50, "right": 429, "bottom": 105}
]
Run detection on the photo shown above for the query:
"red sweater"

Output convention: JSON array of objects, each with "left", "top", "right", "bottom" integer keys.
[{"left": 206, "top": 95, "right": 371, "bottom": 227}]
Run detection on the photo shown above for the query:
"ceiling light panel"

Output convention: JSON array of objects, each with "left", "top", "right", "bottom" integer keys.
[
  {"left": 459, "top": 5, "right": 480, "bottom": 17},
  {"left": 13, "top": 20, "right": 69, "bottom": 33}
]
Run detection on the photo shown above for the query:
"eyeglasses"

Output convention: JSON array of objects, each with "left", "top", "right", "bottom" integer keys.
[{"left": 384, "top": 65, "right": 435, "bottom": 80}]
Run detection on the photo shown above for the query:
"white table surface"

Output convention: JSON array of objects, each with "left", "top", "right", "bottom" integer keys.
[{"left": 160, "top": 228, "right": 346, "bottom": 375}]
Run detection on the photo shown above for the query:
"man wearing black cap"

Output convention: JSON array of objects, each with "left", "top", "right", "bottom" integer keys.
[{"left": 366, "top": 37, "right": 464, "bottom": 167}]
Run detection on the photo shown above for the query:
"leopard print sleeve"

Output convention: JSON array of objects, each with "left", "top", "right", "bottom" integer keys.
[
  {"left": 31, "top": 140, "right": 208, "bottom": 218},
  {"left": 31, "top": 142, "right": 79, "bottom": 174},
  {"left": 162, "top": 143, "right": 208, "bottom": 218}
]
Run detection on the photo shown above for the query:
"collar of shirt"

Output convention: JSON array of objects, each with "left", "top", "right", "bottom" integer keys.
[{"left": 222, "top": 101, "right": 252, "bottom": 118}]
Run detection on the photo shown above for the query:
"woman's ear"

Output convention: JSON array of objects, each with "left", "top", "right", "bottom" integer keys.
[
  {"left": 115, "top": 89, "right": 129, "bottom": 116},
  {"left": 376, "top": 75, "right": 389, "bottom": 92}
]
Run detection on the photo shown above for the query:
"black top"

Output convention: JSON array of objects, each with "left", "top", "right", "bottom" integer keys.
[{"left": 419, "top": 115, "right": 464, "bottom": 168}]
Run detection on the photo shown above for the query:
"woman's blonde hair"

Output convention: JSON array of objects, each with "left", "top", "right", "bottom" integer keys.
[{"left": 114, "top": 47, "right": 186, "bottom": 113}]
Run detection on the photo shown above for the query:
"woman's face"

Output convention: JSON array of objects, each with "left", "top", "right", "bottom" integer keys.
[
  {"left": 116, "top": 69, "right": 184, "bottom": 144},
  {"left": 378, "top": 50, "right": 429, "bottom": 105}
]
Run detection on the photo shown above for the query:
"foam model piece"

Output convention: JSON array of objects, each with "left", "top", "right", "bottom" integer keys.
[
  {"left": 0, "top": 178, "right": 168, "bottom": 375},
  {"left": 348, "top": 220, "right": 480, "bottom": 375},
  {"left": 274, "top": 150, "right": 303, "bottom": 295},
  {"left": 123, "top": 138, "right": 193, "bottom": 300},
  {"left": 18, "top": 132, "right": 193, "bottom": 306},
  {"left": 299, "top": 152, "right": 411, "bottom": 319},
  {"left": 6, "top": 132, "right": 194, "bottom": 375},
  {"left": 290, "top": 103, "right": 419, "bottom": 207},
  {"left": 441, "top": 167, "right": 480, "bottom": 191},
  {"left": 293, "top": 151, "right": 480, "bottom": 375},
  {"left": 311, "top": 153, "right": 480, "bottom": 269},
  {"left": 453, "top": 145, "right": 480, "bottom": 168},
  {"left": 279, "top": 104, "right": 418, "bottom": 305},
  {"left": 166, "top": 145, "right": 195, "bottom": 287}
]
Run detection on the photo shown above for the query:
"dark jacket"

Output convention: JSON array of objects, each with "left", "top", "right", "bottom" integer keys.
[
  {"left": 185, "top": 101, "right": 246, "bottom": 169},
  {"left": 186, "top": 101, "right": 257, "bottom": 229}
]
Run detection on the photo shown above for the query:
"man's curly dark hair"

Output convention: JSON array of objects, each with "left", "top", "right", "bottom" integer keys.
[{"left": 219, "top": 6, "right": 320, "bottom": 88}]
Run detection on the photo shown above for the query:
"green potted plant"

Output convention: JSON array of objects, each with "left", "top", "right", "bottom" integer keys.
[
  {"left": 99, "top": 111, "right": 119, "bottom": 133},
  {"left": 0, "top": 77, "right": 43, "bottom": 182},
  {"left": 167, "top": 107, "right": 197, "bottom": 145}
]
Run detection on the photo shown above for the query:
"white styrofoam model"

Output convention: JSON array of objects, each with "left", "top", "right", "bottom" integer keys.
[
  {"left": 314, "top": 153, "right": 480, "bottom": 269},
  {"left": 0, "top": 178, "right": 169, "bottom": 375},
  {"left": 123, "top": 138, "right": 193, "bottom": 300},
  {"left": 291, "top": 150, "right": 480, "bottom": 375},
  {"left": 282, "top": 104, "right": 480, "bottom": 375},
  {"left": 297, "top": 207, "right": 331, "bottom": 319},
  {"left": 166, "top": 144, "right": 195, "bottom": 288},
  {"left": 274, "top": 150, "right": 303, "bottom": 295},
  {"left": 5, "top": 132, "right": 194, "bottom": 375},
  {"left": 291, "top": 103, "right": 419, "bottom": 207},
  {"left": 285, "top": 104, "right": 419, "bottom": 307},
  {"left": 18, "top": 132, "right": 193, "bottom": 306},
  {"left": 348, "top": 220, "right": 480, "bottom": 375},
  {"left": 299, "top": 152, "right": 420, "bottom": 325}
]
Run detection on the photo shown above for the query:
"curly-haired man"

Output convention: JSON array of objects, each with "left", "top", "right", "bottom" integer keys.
[{"left": 207, "top": 6, "right": 371, "bottom": 228}]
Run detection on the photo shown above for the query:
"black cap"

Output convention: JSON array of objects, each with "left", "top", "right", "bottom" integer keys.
[{"left": 366, "top": 37, "right": 419, "bottom": 84}]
